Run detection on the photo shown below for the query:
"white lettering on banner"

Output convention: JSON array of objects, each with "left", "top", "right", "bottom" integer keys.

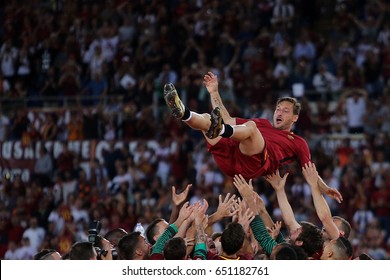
[
  {"left": 68, "top": 141, "right": 81, "bottom": 155},
  {"left": 25, "top": 145, "right": 34, "bottom": 159},
  {"left": 13, "top": 141, "right": 23, "bottom": 159},
  {"left": 0, "top": 140, "right": 133, "bottom": 162},
  {"left": 0, "top": 167, "right": 30, "bottom": 182},
  {"left": 0, "top": 140, "right": 160, "bottom": 182},
  {"left": 82, "top": 141, "right": 90, "bottom": 160},
  {"left": 2, "top": 142, "right": 12, "bottom": 159}
]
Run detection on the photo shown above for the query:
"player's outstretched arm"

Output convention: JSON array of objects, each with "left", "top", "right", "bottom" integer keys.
[
  {"left": 302, "top": 162, "right": 340, "bottom": 240},
  {"left": 265, "top": 171, "right": 301, "bottom": 232},
  {"left": 203, "top": 72, "right": 236, "bottom": 126}
]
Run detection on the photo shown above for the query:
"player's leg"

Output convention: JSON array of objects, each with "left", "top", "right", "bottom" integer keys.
[
  {"left": 164, "top": 83, "right": 220, "bottom": 145},
  {"left": 207, "top": 107, "right": 265, "bottom": 156}
]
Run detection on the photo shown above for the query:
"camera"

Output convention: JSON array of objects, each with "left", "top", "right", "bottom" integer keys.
[
  {"left": 88, "top": 220, "right": 102, "bottom": 244},
  {"left": 88, "top": 220, "right": 118, "bottom": 260}
]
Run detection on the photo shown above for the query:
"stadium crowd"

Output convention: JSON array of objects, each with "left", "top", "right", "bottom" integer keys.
[{"left": 0, "top": 0, "right": 389, "bottom": 260}]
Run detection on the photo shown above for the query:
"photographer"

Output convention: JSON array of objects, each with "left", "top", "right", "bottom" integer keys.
[{"left": 88, "top": 220, "right": 118, "bottom": 260}]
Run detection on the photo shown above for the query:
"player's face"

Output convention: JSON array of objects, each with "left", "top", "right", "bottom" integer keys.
[{"left": 273, "top": 101, "right": 298, "bottom": 131}]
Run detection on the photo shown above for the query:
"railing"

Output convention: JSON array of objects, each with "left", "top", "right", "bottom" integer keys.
[
  {"left": 0, "top": 95, "right": 122, "bottom": 111},
  {"left": 320, "top": 133, "right": 366, "bottom": 150},
  {"left": 0, "top": 88, "right": 341, "bottom": 110}
]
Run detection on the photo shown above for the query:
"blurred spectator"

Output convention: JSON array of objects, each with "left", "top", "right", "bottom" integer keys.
[
  {"left": 33, "top": 146, "right": 53, "bottom": 187},
  {"left": 41, "top": 113, "right": 58, "bottom": 140},
  {"left": 83, "top": 45, "right": 106, "bottom": 80},
  {"left": 0, "top": 39, "right": 18, "bottom": 88},
  {"left": 352, "top": 199, "right": 375, "bottom": 236},
  {"left": 0, "top": 73, "right": 11, "bottom": 98},
  {"left": 312, "top": 64, "right": 336, "bottom": 101},
  {"left": 4, "top": 240, "right": 17, "bottom": 260},
  {"left": 38, "top": 67, "right": 59, "bottom": 106},
  {"left": 22, "top": 216, "right": 46, "bottom": 251},
  {"left": 14, "top": 237, "right": 36, "bottom": 260},
  {"left": 271, "top": 0, "right": 295, "bottom": 33},
  {"left": 293, "top": 30, "right": 316, "bottom": 64},
  {"left": 329, "top": 105, "right": 348, "bottom": 134},
  {"left": 338, "top": 88, "right": 367, "bottom": 134},
  {"left": 362, "top": 49, "right": 383, "bottom": 98},
  {"left": 82, "top": 108, "right": 102, "bottom": 140},
  {"left": 80, "top": 72, "right": 108, "bottom": 106},
  {"left": 0, "top": 106, "right": 10, "bottom": 141},
  {"left": 10, "top": 107, "right": 30, "bottom": 140},
  {"left": 56, "top": 142, "right": 76, "bottom": 179}
]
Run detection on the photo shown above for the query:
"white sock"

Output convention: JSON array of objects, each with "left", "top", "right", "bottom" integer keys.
[{"left": 219, "top": 124, "right": 225, "bottom": 135}]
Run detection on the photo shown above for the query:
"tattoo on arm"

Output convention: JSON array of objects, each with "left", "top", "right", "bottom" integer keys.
[{"left": 195, "top": 224, "right": 205, "bottom": 243}]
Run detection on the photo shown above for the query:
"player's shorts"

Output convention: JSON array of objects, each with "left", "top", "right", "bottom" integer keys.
[{"left": 207, "top": 138, "right": 270, "bottom": 180}]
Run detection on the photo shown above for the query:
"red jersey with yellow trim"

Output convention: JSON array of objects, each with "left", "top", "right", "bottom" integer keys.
[{"left": 207, "top": 118, "right": 311, "bottom": 179}]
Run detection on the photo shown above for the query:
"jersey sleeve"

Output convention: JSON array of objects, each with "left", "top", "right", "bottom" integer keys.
[
  {"left": 250, "top": 215, "right": 278, "bottom": 255},
  {"left": 151, "top": 224, "right": 178, "bottom": 256}
]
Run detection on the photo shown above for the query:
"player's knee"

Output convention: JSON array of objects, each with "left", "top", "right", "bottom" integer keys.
[
  {"left": 245, "top": 120, "right": 258, "bottom": 133},
  {"left": 201, "top": 113, "right": 210, "bottom": 119}
]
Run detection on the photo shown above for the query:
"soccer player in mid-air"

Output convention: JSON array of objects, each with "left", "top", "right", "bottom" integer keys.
[{"left": 164, "top": 72, "right": 342, "bottom": 202}]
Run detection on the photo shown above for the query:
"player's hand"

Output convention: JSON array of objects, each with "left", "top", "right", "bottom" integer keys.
[
  {"left": 233, "top": 174, "right": 254, "bottom": 198},
  {"left": 324, "top": 187, "right": 343, "bottom": 203},
  {"left": 267, "top": 221, "right": 282, "bottom": 240},
  {"left": 172, "top": 184, "right": 192, "bottom": 206},
  {"left": 302, "top": 162, "right": 319, "bottom": 187},
  {"left": 215, "top": 193, "right": 237, "bottom": 218},
  {"left": 203, "top": 72, "right": 219, "bottom": 94},
  {"left": 265, "top": 170, "right": 289, "bottom": 192}
]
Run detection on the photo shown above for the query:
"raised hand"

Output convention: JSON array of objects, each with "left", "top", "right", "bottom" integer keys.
[
  {"left": 215, "top": 193, "right": 237, "bottom": 218},
  {"left": 302, "top": 162, "right": 319, "bottom": 187},
  {"left": 233, "top": 174, "right": 254, "bottom": 198},
  {"left": 172, "top": 184, "right": 192, "bottom": 206},
  {"left": 267, "top": 221, "right": 282, "bottom": 240},
  {"left": 265, "top": 170, "right": 289, "bottom": 192},
  {"left": 203, "top": 72, "right": 219, "bottom": 94},
  {"left": 176, "top": 202, "right": 194, "bottom": 227},
  {"left": 193, "top": 199, "right": 209, "bottom": 220},
  {"left": 304, "top": 162, "right": 343, "bottom": 203},
  {"left": 323, "top": 187, "right": 343, "bottom": 203},
  {"left": 236, "top": 200, "right": 255, "bottom": 232}
]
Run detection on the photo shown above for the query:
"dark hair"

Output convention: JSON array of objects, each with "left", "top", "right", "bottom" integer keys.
[
  {"left": 69, "top": 242, "right": 96, "bottom": 260},
  {"left": 34, "top": 249, "right": 56, "bottom": 260},
  {"left": 104, "top": 228, "right": 127, "bottom": 247},
  {"left": 291, "top": 245, "right": 308, "bottom": 260},
  {"left": 274, "top": 243, "right": 298, "bottom": 260},
  {"left": 145, "top": 218, "right": 165, "bottom": 245},
  {"left": 297, "top": 221, "right": 324, "bottom": 257},
  {"left": 276, "top": 97, "right": 301, "bottom": 115},
  {"left": 333, "top": 216, "right": 351, "bottom": 239},
  {"left": 211, "top": 232, "right": 222, "bottom": 241},
  {"left": 163, "top": 237, "right": 187, "bottom": 260},
  {"left": 221, "top": 222, "right": 245, "bottom": 255},
  {"left": 335, "top": 236, "right": 353, "bottom": 259},
  {"left": 358, "top": 253, "right": 373, "bottom": 260},
  {"left": 117, "top": 232, "right": 141, "bottom": 260}
]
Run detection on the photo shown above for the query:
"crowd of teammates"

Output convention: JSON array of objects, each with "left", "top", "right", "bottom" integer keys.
[
  {"left": 30, "top": 175, "right": 358, "bottom": 260},
  {"left": 0, "top": 0, "right": 390, "bottom": 260}
]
